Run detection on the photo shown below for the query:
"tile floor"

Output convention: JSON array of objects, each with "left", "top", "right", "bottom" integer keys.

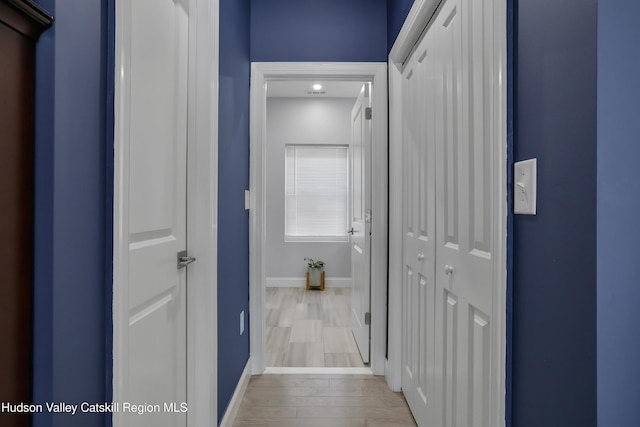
[{"left": 265, "top": 287, "right": 365, "bottom": 368}]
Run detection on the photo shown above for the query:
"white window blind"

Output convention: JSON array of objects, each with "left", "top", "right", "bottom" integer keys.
[{"left": 285, "top": 145, "right": 349, "bottom": 241}]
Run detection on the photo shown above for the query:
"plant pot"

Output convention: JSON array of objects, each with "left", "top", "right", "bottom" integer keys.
[{"left": 306, "top": 268, "right": 325, "bottom": 291}]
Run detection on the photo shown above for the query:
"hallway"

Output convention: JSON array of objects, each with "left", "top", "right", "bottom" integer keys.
[
  {"left": 22, "top": 0, "right": 640, "bottom": 426},
  {"left": 233, "top": 374, "right": 417, "bottom": 426}
]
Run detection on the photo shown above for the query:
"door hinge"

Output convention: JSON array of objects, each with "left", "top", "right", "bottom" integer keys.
[
  {"left": 364, "top": 312, "right": 371, "bottom": 325},
  {"left": 365, "top": 107, "right": 372, "bottom": 120}
]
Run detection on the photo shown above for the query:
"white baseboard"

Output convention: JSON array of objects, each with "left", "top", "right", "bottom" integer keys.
[
  {"left": 266, "top": 277, "right": 352, "bottom": 288},
  {"left": 219, "top": 357, "right": 251, "bottom": 427}
]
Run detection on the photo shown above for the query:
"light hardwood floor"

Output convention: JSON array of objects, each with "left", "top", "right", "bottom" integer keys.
[
  {"left": 233, "top": 374, "right": 418, "bottom": 426},
  {"left": 266, "top": 287, "right": 365, "bottom": 368}
]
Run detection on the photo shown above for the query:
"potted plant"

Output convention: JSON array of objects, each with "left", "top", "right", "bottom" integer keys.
[{"left": 304, "top": 257, "right": 325, "bottom": 290}]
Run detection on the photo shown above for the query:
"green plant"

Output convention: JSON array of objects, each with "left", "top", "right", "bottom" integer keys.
[{"left": 304, "top": 258, "right": 325, "bottom": 269}]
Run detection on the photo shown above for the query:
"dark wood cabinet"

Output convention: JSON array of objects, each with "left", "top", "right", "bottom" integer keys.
[{"left": 0, "top": 1, "right": 51, "bottom": 425}]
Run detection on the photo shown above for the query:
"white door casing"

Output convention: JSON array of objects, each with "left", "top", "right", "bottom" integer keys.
[
  {"left": 393, "top": 0, "right": 508, "bottom": 425},
  {"left": 113, "top": 0, "right": 219, "bottom": 426},
  {"left": 350, "top": 83, "right": 372, "bottom": 364},
  {"left": 249, "top": 63, "right": 388, "bottom": 375}
]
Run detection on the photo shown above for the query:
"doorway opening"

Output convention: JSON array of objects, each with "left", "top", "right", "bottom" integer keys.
[
  {"left": 249, "top": 63, "right": 388, "bottom": 376},
  {"left": 264, "top": 80, "right": 368, "bottom": 369}
]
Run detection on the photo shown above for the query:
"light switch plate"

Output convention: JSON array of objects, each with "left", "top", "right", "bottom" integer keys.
[{"left": 514, "top": 158, "right": 537, "bottom": 215}]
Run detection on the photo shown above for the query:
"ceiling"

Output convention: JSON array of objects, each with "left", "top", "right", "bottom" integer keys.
[{"left": 266, "top": 80, "right": 365, "bottom": 98}]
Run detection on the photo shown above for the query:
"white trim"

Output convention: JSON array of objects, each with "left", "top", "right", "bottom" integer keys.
[
  {"left": 250, "top": 62, "right": 388, "bottom": 376},
  {"left": 112, "top": 1, "right": 219, "bottom": 427},
  {"left": 112, "top": 2, "right": 132, "bottom": 422},
  {"left": 387, "top": 0, "right": 508, "bottom": 423},
  {"left": 386, "top": 51, "right": 404, "bottom": 393},
  {"left": 265, "top": 277, "right": 352, "bottom": 288},
  {"left": 389, "top": 0, "right": 442, "bottom": 66},
  {"left": 219, "top": 358, "right": 252, "bottom": 427},
  {"left": 384, "top": 358, "right": 400, "bottom": 392},
  {"left": 264, "top": 367, "right": 373, "bottom": 375},
  {"left": 186, "top": 0, "right": 219, "bottom": 426},
  {"left": 492, "top": 0, "right": 508, "bottom": 422}
]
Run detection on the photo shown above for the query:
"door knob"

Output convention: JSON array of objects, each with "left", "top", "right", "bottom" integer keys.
[
  {"left": 417, "top": 253, "right": 425, "bottom": 261},
  {"left": 444, "top": 265, "right": 454, "bottom": 275}
]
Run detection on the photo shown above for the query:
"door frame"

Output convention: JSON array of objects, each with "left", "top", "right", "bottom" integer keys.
[
  {"left": 387, "top": 0, "right": 508, "bottom": 421},
  {"left": 112, "top": 1, "right": 219, "bottom": 426},
  {"left": 249, "top": 62, "right": 388, "bottom": 375}
]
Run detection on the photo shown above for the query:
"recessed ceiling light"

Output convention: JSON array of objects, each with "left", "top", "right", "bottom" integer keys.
[{"left": 312, "top": 83, "right": 322, "bottom": 91}]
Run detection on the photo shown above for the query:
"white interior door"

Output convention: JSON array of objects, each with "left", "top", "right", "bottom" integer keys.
[
  {"left": 350, "top": 83, "right": 372, "bottom": 364},
  {"left": 122, "top": 1, "right": 189, "bottom": 426},
  {"left": 401, "top": 0, "right": 499, "bottom": 425}
]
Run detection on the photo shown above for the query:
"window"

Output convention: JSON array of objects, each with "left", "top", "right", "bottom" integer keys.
[{"left": 285, "top": 145, "right": 349, "bottom": 242}]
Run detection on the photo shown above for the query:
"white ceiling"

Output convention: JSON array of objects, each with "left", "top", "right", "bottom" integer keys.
[{"left": 267, "top": 80, "right": 365, "bottom": 98}]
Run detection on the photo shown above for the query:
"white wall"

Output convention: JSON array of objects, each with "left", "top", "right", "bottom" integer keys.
[{"left": 265, "top": 97, "right": 355, "bottom": 282}]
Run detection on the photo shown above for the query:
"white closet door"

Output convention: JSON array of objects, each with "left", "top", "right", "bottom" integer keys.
[{"left": 401, "top": 0, "right": 500, "bottom": 425}]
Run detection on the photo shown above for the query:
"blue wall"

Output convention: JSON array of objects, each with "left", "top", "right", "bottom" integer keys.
[
  {"left": 597, "top": 1, "right": 640, "bottom": 425},
  {"left": 387, "top": 0, "right": 414, "bottom": 52},
  {"left": 33, "top": 0, "right": 110, "bottom": 426},
  {"left": 512, "top": 0, "right": 597, "bottom": 426},
  {"left": 218, "top": 0, "right": 251, "bottom": 423},
  {"left": 250, "top": 0, "right": 387, "bottom": 62}
]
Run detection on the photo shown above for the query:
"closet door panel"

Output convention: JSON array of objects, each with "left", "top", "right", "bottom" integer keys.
[{"left": 401, "top": 16, "right": 438, "bottom": 425}]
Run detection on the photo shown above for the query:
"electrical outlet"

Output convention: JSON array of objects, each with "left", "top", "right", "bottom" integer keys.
[{"left": 240, "top": 311, "right": 245, "bottom": 335}]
